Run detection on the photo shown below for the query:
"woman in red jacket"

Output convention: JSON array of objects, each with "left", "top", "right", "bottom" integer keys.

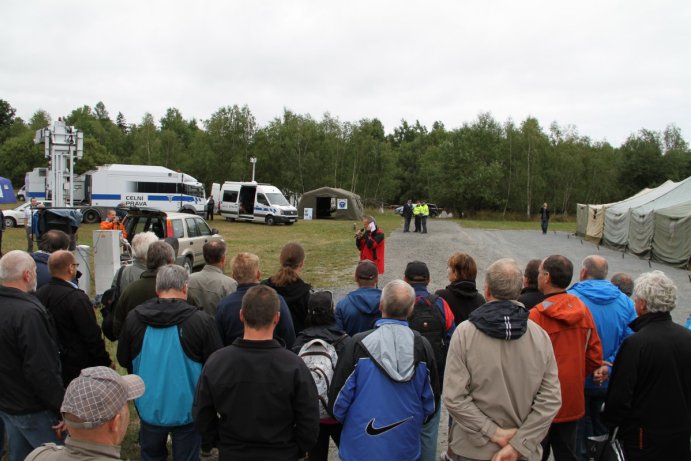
[{"left": 355, "top": 216, "right": 385, "bottom": 274}]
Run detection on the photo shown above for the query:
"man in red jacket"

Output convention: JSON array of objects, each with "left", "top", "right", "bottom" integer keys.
[
  {"left": 529, "top": 255, "right": 605, "bottom": 461},
  {"left": 355, "top": 216, "right": 385, "bottom": 274}
]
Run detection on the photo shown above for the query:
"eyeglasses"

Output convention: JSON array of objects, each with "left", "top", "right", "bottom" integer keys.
[{"left": 70, "top": 263, "right": 80, "bottom": 268}]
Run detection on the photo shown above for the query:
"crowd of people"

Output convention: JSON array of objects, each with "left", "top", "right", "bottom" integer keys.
[{"left": 0, "top": 218, "right": 690, "bottom": 461}]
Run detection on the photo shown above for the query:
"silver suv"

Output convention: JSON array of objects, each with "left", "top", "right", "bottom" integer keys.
[{"left": 123, "top": 209, "right": 223, "bottom": 273}]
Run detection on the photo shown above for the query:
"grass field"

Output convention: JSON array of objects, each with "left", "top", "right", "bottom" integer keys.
[{"left": 0, "top": 203, "right": 575, "bottom": 459}]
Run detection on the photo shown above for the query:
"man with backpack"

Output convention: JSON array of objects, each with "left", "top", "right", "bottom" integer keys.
[
  {"left": 194, "top": 285, "right": 319, "bottom": 461},
  {"left": 404, "top": 261, "right": 455, "bottom": 461},
  {"left": 328, "top": 280, "right": 439, "bottom": 461},
  {"left": 117, "top": 265, "right": 222, "bottom": 461}
]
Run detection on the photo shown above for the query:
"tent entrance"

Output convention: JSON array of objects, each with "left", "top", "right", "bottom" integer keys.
[{"left": 315, "top": 197, "right": 334, "bottom": 219}]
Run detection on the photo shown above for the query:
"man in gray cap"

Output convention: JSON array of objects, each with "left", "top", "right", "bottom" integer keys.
[{"left": 25, "top": 366, "right": 145, "bottom": 461}]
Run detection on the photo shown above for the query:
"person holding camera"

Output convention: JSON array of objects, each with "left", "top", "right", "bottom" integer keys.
[{"left": 355, "top": 216, "right": 385, "bottom": 274}]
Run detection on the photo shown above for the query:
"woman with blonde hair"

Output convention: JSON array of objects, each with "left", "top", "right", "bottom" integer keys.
[{"left": 263, "top": 242, "right": 312, "bottom": 333}]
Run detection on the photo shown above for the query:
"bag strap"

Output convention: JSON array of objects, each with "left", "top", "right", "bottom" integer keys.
[{"left": 114, "top": 265, "right": 125, "bottom": 289}]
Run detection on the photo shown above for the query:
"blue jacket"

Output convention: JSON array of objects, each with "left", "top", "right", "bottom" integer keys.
[
  {"left": 31, "top": 251, "right": 51, "bottom": 289},
  {"left": 568, "top": 279, "right": 636, "bottom": 389},
  {"left": 215, "top": 283, "right": 296, "bottom": 349},
  {"left": 335, "top": 287, "right": 382, "bottom": 336},
  {"left": 328, "top": 319, "right": 438, "bottom": 461}
]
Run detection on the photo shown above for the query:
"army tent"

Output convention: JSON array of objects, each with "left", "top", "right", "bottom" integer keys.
[
  {"left": 650, "top": 201, "right": 691, "bottom": 268},
  {"left": 0, "top": 176, "right": 16, "bottom": 204},
  {"left": 576, "top": 187, "right": 652, "bottom": 242},
  {"left": 297, "top": 187, "right": 364, "bottom": 221}
]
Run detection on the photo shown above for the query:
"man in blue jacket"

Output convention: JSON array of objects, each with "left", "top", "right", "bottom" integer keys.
[
  {"left": 328, "top": 280, "right": 439, "bottom": 461},
  {"left": 568, "top": 255, "right": 636, "bottom": 460},
  {"left": 335, "top": 261, "right": 382, "bottom": 336}
]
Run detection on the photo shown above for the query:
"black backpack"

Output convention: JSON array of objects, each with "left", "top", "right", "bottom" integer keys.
[
  {"left": 100, "top": 266, "right": 125, "bottom": 341},
  {"left": 408, "top": 294, "right": 446, "bottom": 368}
]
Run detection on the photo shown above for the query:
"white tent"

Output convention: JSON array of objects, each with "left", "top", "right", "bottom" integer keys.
[
  {"left": 651, "top": 201, "right": 691, "bottom": 268},
  {"left": 628, "top": 176, "right": 691, "bottom": 256},
  {"left": 602, "top": 180, "right": 679, "bottom": 249},
  {"left": 576, "top": 187, "right": 652, "bottom": 242}
]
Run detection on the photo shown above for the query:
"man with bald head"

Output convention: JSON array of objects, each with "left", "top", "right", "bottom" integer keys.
[
  {"left": 329, "top": 280, "right": 439, "bottom": 461},
  {"left": 567, "top": 255, "right": 636, "bottom": 460},
  {"left": 36, "top": 250, "right": 112, "bottom": 386},
  {"left": 444, "top": 258, "right": 561, "bottom": 461},
  {"left": 0, "top": 251, "right": 64, "bottom": 461}
]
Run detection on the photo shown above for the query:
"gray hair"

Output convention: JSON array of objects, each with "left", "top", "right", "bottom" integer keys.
[
  {"left": 146, "top": 241, "right": 175, "bottom": 270},
  {"left": 485, "top": 258, "right": 523, "bottom": 300},
  {"left": 156, "top": 264, "right": 189, "bottom": 293},
  {"left": 633, "top": 270, "right": 677, "bottom": 313},
  {"left": 381, "top": 279, "right": 415, "bottom": 319},
  {"left": 582, "top": 255, "right": 608, "bottom": 280},
  {"left": 132, "top": 232, "right": 159, "bottom": 261},
  {"left": 0, "top": 250, "right": 36, "bottom": 284}
]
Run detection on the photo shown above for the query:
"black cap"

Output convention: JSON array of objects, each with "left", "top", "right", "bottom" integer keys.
[
  {"left": 307, "top": 291, "right": 334, "bottom": 316},
  {"left": 405, "top": 261, "right": 430, "bottom": 282},
  {"left": 356, "top": 260, "right": 378, "bottom": 280}
]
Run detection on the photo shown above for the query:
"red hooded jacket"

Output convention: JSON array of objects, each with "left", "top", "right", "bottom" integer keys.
[
  {"left": 529, "top": 292, "right": 603, "bottom": 422},
  {"left": 355, "top": 226, "right": 385, "bottom": 274}
]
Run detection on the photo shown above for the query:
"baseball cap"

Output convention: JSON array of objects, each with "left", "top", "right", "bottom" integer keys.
[
  {"left": 405, "top": 261, "right": 430, "bottom": 282},
  {"left": 308, "top": 290, "right": 334, "bottom": 316},
  {"left": 61, "top": 366, "right": 145, "bottom": 429},
  {"left": 356, "top": 260, "right": 378, "bottom": 280}
]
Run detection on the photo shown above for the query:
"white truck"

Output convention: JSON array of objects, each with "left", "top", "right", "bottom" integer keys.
[
  {"left": 212, "top": 181, "right": 298, "bottom": 225},
  {"left": 24, "top": 164, "right": 207, "bottom": 223}
]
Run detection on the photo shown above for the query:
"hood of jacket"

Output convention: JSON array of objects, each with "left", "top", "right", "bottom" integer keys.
[
  {"left": 468, "top": 299, "right": 529, "bottom": 340},
  {"left": 296, "top": 324, "right": 347, "bottom": 344},
  {"left": 534, "top": 292, "right": 589, "bottom": 325},
  {"left": 346, "top": 287, "right": 382, "bottom": 315},
  {"left": 31, "top": 251, "right": 50, "bottom": 264},
  {"left": 264, "top": 277, "right": 311, "bottom": 304},
  {"left": 568, "top": 279, "right": 623, "bottom": 305},
  {"left": 134, "top": 298, "right": 197, "bottom": 327},
  {"left": 361, "top": 319, "right": 415, "bottom": 382},
  {"left": 444, "top": 280, "right": 480, "bottom": 299}
]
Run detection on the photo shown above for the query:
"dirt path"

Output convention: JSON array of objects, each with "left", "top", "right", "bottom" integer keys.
[{"left": 327, "top": 218, "right": 691, "bottom": 459}]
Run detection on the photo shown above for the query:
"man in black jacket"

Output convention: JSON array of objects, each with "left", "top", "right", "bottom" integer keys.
[
  {"left": 603, "top": 270, "right": 691, "bottom": 460},
  {"left": 0, "top": 250, "right": 65, "bottom": 461},
  {"left": 117, "top": 264, "right": 222, "bottom": 461},
  {"left": 194, "top": 285, "right": 319, "bottom": 461},
  {"left": 402, "top": 200, "right": 413, "bottom": 232},
  {"left": 36, "top": 250, "right": 112, "bottom": 385}
]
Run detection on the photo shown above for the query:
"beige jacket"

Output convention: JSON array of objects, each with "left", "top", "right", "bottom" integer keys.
[
  {"left": 187, "top": 264, "right": 237, "bottom": 315},
  {"left": 25, "top": 437, "right": 121, "bottom": 461},
  {"left": 443, "top": 318, "right": 561, "bottom": 460}
]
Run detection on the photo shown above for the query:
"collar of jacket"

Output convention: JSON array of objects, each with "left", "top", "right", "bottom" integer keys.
[
  {"left": 374, "top": 318, "right": 409, "bottom": 328},
  {"left": 629, "top": 311, "right": 672, "bottom": 332},
  {"left": 231, "top": 338, "right": 282, "bottom": 349},
  {"left": 543, "top": 290, "right": 567, "bottom": 299}
]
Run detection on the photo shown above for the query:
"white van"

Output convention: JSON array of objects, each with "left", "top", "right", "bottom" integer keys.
[{"left": 214, "top": 182, "right": 298, "bottom": 225}]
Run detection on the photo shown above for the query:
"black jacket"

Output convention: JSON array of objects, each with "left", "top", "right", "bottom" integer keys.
[
  {"left": 517, "top": 287, "right": 545, "bottom": 310},
  {"left": 0, "top": 286, "right": 64, "bottom": 415},
  {"left": 291, "top": 324, "right": 349, "bottom": 355},
  {"left": 263, "top": 277, "right": 312, "bottom": 334},
  {"left": 436, "top": 280, "right": 485, "bottom": 325},
  {"left": 36, "top": 278, "right": 111, "bottom": 385},
  {"left": 603, "top": 312, "right": 691, "bottom": 443},
  {"left": 193, "top": 339, "right": 320, "bottom": 461},
  {"left": 117, "top": 298, "right": 222, "bottom": 372}
]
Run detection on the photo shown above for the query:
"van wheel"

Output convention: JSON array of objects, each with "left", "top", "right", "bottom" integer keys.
[
  {"left": 183, "top": 256, "right": 193, "bottom": 274},
  {"left": 83, "top": 209, "right": 101, "bottom": 224},
  {"left": 265, "top": 216, "right": 276, "bottom": 226}
]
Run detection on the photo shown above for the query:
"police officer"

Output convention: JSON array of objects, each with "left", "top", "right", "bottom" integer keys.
[{"left": 420, "top": 201, "right": 430, "bottom": 234}]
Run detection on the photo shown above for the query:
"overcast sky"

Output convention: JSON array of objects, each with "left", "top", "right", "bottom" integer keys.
[{"left": 2, "top": 0, "right": 689, "bottom": 145}]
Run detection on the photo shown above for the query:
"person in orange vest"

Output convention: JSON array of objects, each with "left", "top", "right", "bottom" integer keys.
[{"left": 100, "top": 209, "right": 127, "bottom": 239}]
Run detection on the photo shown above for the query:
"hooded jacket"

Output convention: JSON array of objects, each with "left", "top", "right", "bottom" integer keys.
[
  {"left": 335, "top": 287, "right": 382, "bottom": 336},
  {"left": 328, "top": 319, "right": 438, "bottom": 461},
  {"left": 292, "top": 324, "right": 349, "bottom": 355},
  {"left": 117, "top": 298, "right": 222, "bottom": 426},
  {"left": 263, "top": 277, "right": 311, "bottom": 334},
  {"left": 31, "top": 251, "right": 51, "bottom": 289},
  {"left": 355, "top": 226, "right": 385, "bottom": 274},
  {"left": 529, "top": 292, "right": 603, "bottom": 422},
  {"left": 444, "top": 300, "right": 561, "bottom": 461},
  {"left": 568, "top": 279, "right": 636, "bottom": 390},
  {"left": 436, "top": 280, "right": 485, "bottom": 325}
]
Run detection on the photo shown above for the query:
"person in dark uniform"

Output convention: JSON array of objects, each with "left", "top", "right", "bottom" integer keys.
[
  {"left": 206, "top": 196, "right": 215, "bottom": 221},
  {"left": 540, "top": 202, "right": 550, "bottom": 234}
]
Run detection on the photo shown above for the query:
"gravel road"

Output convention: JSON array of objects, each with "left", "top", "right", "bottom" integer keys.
[{"left": 326, "top": 217, "right": 691, "bottom": 460}]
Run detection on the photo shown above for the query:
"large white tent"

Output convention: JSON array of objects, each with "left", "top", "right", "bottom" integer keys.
[
  {"left": 651, "top": 201, "right": 691, "bottom": 267},
  {"left": 576, "top": 187, "right": 653, "bottom": 242}
]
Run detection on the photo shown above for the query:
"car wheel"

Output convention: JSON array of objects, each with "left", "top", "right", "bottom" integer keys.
[
  {"left": 265, "top": 215, "right": 276, "bottom": 226},
  {"left": 4, "top": 217, "right": 16, "bottom": 228},
  {"left": 183, "top": 256, "right": 193, "bottom": 274},
  {"left": 83, "top": 209, "right": 101, "bottom": 224}
]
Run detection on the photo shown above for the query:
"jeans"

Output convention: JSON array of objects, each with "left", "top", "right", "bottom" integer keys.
[
  {"left": 419, "top": 405, "right": 441, "bottom": 461},
  {"left": 0, "top": 410, "right": 61, "bottom": 461},
  {"left": 421, "top": 216, "right": 428, "bottom": 233},
  {"left": 576, "top": 388, "right": 607, "bottom": 460},
  {"left": 541, "top": 420, "right": 579, "bottom": 461},
  {"left": 541, "top": 219, "right": 549, "bottom": 234},
  {"left": 139, "top": 421, "right": 201, "bottom": 461},
  {"left": 25, "top": 226, "right": 33, "bottom": 252}
]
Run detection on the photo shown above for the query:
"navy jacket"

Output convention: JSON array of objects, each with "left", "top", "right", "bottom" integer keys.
[{"left": 335, "top": 287, "right": 382, "bottom": 336}]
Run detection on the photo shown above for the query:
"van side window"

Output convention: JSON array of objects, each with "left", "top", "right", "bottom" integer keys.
[
  {"left": 223, "top": 190, "right": 238, "bottom": 202},
  {"left": 257, "top": 194, "right": 269, "bottom": 206},
  {"left": 185, "top": 218, "right": 200, "bottom": 237}
]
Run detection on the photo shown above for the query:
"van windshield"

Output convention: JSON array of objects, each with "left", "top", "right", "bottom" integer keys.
[
  {"left": 182, "top": 184, "right": 205, "bottom": 199},
  {"left": 265, "top": 193, "right": 290, "bottom": 206}
]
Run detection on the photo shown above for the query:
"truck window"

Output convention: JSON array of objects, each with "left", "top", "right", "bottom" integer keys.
[
  {"left": 185, "top": 218, "right": 200, "bottom": 237},
  {"left": 257, "top": 194, "right": 270, "bottom": 207},
  {"left": 171, "top": 219, "right": 185, "bottom": 239},
  {"left": 223, "top": 190, "right": 238, "bottom": 202}
]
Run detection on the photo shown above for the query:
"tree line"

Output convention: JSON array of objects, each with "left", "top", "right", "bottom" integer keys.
[{"left": 0, "top": 99, "right": 689, "bottom": 217}]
